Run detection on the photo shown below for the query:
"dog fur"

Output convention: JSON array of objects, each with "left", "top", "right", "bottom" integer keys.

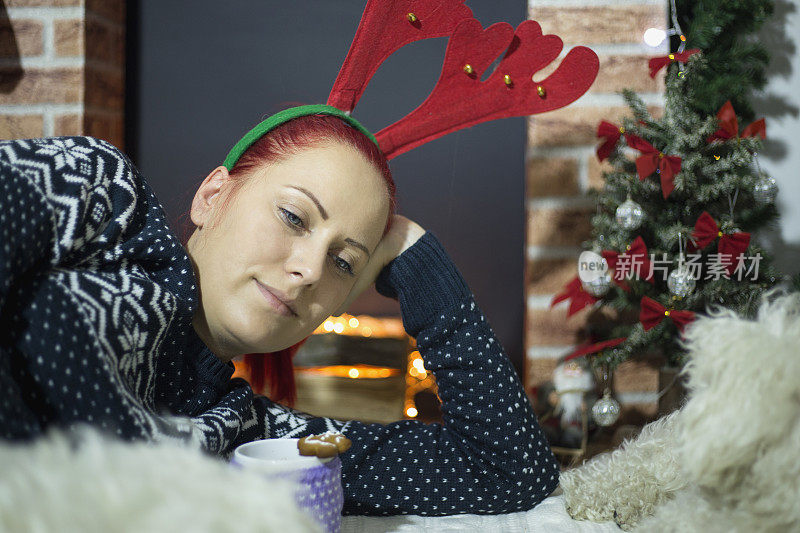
[
  {"left": 559, "top": 290, "right": 800, "bottom": 532},
  {"left": 0, "top": 425, "right": 321, "bottom": 532}
]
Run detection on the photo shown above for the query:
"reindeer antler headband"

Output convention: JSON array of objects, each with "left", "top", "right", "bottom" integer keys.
[{"left": 222, "top": 0, "right": 600, "bottom": 170}]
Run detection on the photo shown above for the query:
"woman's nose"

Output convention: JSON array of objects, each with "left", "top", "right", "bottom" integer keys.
[{"left": 286, "top": 240, "right": 326, "bottom": 285}]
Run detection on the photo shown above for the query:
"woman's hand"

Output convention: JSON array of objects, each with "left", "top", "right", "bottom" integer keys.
[{"left": 332, "top": 214, "right": 426, "bottom": 316}]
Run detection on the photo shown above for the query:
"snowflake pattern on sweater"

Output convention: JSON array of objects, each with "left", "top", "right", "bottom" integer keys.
[{"left": 0, "top": 136, "right": 560, "bottom": 515}]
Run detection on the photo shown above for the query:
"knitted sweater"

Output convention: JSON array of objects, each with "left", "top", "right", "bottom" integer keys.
[{"left": 0, "top": 136, "right": 560, "bottom": 516}]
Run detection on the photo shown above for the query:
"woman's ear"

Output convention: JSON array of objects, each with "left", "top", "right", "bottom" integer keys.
[{"left": 190, "top": 166, "right": 231, "bottom": 228}]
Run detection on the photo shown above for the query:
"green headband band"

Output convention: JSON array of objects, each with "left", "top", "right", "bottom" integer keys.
[{"left": 222, "top": 104, "right": 379, "bottom": 171}]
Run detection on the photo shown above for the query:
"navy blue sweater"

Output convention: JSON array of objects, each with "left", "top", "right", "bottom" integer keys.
[{"left": 0, "top": 136, "right": 559, "bottom": 515}]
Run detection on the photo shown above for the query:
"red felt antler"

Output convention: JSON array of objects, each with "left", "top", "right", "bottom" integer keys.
[
  {"left": 327, "top": 0, "right": 474, "bottom": 112},
  {"left": 375, "top": 18, "right": 599, "bottom": 159}
]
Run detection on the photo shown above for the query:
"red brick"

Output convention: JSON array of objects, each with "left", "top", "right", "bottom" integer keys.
[
  {"left": 5, "top": 0, "right": 81, "bottom": 5},
  {"left": 527, "top": 307, "right": 590, "bottom": 347},
  {"left": 613, "top": 357, "right": 661, "bottom": 393},
  {"left": 54, "top": 19, "right": 83, "bottom": 57},
  {"left": 529, "top": 5, "right": 666, "bottom": 45},
  {"left": 587, "top": 155, "right": 614, "bottom": 190},
  {"left": 526, "top": 157, "right": 580, "bottom": 198},
  {"left": 0, "top": 114, "right": 44, "bottom": 138},
  {"left": 591, "top": 55, "right": 665, "bottom": 94},
  {"left": 54, "top": 113, "right": 83, "bottom": 136},
  {"left": 0, "top": 68, "right": 82, "bottom": 105},
  {"left": 528, "top": 105, "right": 665, "bottom": 148},
  {"left": 528, "top": 206, "right": 594, "bottom": 247},
  {"left": 526, "top": 356, "right": 559, "bottom": 390},
  {"left": 527, "top": 257, "right": 577, "bottom": 295},
  {"left": 0, "top": 19, "right": 43, "bottom": 57}
]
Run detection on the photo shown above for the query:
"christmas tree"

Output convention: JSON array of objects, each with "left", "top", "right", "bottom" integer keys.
[{"left": 552, "top": 0, "right": 785, "bottom": 371}]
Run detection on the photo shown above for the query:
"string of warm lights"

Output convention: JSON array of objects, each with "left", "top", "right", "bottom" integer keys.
[
  {"left": 312, "top": 313, "right": 405, "bottom": 338},
  {"left": 404, "top": 349, "right": 437, "bottom": 419}
]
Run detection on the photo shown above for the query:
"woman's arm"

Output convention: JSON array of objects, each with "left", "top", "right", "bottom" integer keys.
[
  {"left": 0, "top": 137, "right": 207, "bottom": 449},
  {"left": 0, "top": 150, "right": 58, "bottom": 318},
  {"left": 341, "top": 231, "right": 560, "bottom": 515},
  {"left": 241, "top": 227, "right": 560, "bottom": 516}
]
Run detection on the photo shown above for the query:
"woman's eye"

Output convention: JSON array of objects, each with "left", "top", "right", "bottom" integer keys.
[
  {"left": 281, "top": 208, "right": 355, "bottom": 276},
  {"left": 280, "top": 208, "right": 305, "bottom": 229},
  {"left": 333, "top": 256, "right": 354, "bottom": 275}
]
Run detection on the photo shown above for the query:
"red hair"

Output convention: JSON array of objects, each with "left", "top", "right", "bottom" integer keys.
[{"left": 180, "top": 112, "right": 397, "bottom": 407}]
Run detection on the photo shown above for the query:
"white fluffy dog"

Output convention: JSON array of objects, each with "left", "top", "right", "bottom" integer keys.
[
  {"left": 559, "top": 290, "right": 800, "bottom": 532},
  {"left": 0, "top": 425, "right": 320, "bottom": 532}
]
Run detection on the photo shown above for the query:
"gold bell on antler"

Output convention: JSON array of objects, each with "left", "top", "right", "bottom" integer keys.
[
  {"left": 503, "top": 74, "right": 513, "bottom": 87},
  {"left": 463, "top": 64, "right": 473, "bottom": 75},
  {"left": 406, "top": 12, "right": 417, "bottom": 23},
  {"left": 536, "top": 85, "right": 546, "bottom": 98}
]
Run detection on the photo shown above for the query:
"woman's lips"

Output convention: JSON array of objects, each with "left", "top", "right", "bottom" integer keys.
[{"left": 255, "top": 280, "right": 296, "bottom": 317}]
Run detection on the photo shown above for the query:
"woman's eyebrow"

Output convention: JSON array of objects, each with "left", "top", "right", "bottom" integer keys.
[
  {"left": 287, "top": 185, "right": 371, "bottom": 258},
  {"left": 288, "top": 185, "right": 329, "bottom": 220},
  {"left": 345, "top": 238, "right": 370, "bottom": 258}
]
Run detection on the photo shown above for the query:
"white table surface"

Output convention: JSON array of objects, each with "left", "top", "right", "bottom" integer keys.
[{"left": 341, "top": 494, "right": 622, "bottom": 532}]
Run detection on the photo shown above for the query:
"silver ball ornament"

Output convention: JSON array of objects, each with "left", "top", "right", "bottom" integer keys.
[
  {"left": 591, "top": 389, "right": 621, "bottom": 426},
  {"left": 667, "top": 267, "right": 696, "bottom": 298},
  {"left": 615, "top": 197, "right": 645, "bottom": 230},
  {"left": 581, "top": 270, "right": 612, "bottom": 297},
  {"left": 753, "top": 175, "right": 778, "bottom": 205}
]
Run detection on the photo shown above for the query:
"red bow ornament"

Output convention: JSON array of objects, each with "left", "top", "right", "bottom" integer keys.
[
  {"left": 626, "top": 135, "right": 682, "bottom": 199},
  {"left": 601, "top": 236, "right": 655, "bottom": 285},
  {"left": 565, "top": 337, "right": 626, "bottom": 362},
  {"left": 707, "top": 100, "right": 766, "bottom": 144},
  {"left": 640, "top": 296, "right": 696, "bottom": 333},
  {"left": 690, "top": 211, "right": 751, "bottom": 275},
  {"left": 648, "top": 49, "right": 701, "bottom": 78},
  {"left": 551, "top": 276, "right": 599, "bottom": 317},
  {"left": 596, "top": 120, "right": 631, "bottom": 161}
]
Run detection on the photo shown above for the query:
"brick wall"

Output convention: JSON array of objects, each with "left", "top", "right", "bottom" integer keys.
[
  {"left": 524, "top": 0, "right": 667, "bottom": 426},
  {"left": 0, "top": 0, "right": 124, "bottom": 148}
]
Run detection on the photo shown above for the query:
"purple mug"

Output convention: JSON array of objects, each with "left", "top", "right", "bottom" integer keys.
[{"left": 232, "top": 438, "right": 343, "bottom": 533}]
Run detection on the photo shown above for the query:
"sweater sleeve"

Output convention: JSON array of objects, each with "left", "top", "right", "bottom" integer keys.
[
  {"left": 240, "top": 232, "right": 560, "bottom": 516},
  {"left": 0, "top": 146, "right": 58, "bottom": 319},
  {"left": 0, "top": 137, "right": 207, "bottom": 450},
  {"left": 0, "top": 136, "right": 136, "bottom": 316}
]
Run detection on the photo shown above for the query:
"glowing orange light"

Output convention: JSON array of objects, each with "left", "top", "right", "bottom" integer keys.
[{"left": 298, "top": 365, "right": 401, "bottom": 379}]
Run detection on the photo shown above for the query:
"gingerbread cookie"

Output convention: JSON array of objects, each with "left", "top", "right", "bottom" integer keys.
[{"left": 297, "top": 431, "right": 352, "bottom": 458}]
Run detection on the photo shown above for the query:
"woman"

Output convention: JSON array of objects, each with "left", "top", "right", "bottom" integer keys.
[{"left": 0, "top": 112, "right": 560, "bottom": 515}]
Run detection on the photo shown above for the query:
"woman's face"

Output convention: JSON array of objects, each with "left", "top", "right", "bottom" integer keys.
[{"left": 187, "top": 140, "right": 390, "bottom": 361}]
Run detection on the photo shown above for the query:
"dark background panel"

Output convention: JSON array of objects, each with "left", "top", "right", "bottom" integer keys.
[{"left": 126, "top": 1, "right": 528, "bottom": 374}]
